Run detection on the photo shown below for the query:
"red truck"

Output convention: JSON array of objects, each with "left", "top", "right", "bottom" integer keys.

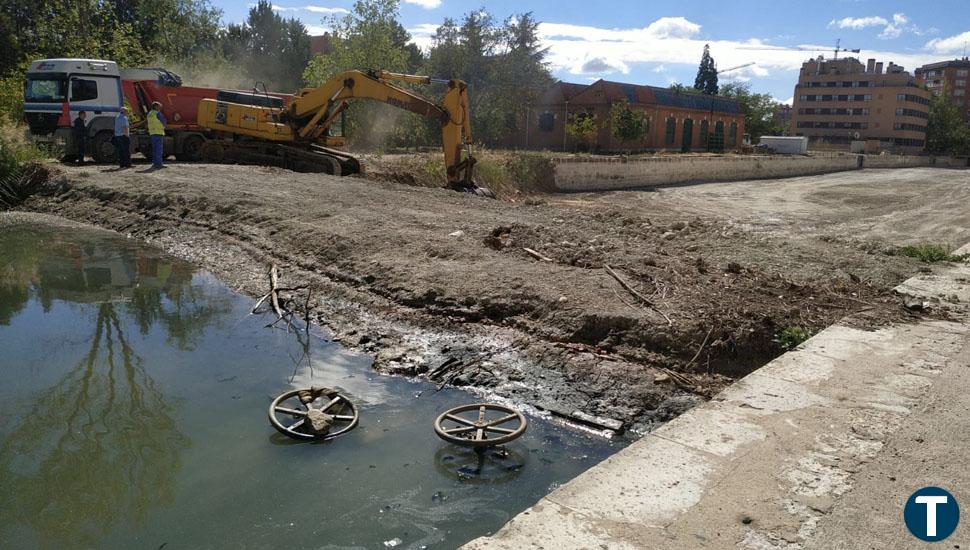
[{"left": 25, "top": 58, "right": 292, "bottom": 163}]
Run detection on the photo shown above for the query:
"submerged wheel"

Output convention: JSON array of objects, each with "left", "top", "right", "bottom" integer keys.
[
  {"left": 434, "top": 403, "right": 527, "bottom": 448},
  {"left": 269, "top": 388, "right": 359, "bottom": 441}
]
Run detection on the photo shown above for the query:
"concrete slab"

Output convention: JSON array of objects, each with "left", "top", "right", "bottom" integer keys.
[{"left": 464, "top": 249, "right": 970, "bottom": 549}]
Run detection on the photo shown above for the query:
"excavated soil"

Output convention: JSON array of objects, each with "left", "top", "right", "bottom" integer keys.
[{"left": 15, "top": 162, "right": 970, "bottom": 432}]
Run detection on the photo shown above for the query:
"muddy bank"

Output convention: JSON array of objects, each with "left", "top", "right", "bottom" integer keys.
[{"left": 16, "top": 163, "right": 963, "bottom": 432}]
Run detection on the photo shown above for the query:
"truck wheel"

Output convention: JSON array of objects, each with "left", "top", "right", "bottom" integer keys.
[
  {"left": 176, "top": 135, "right": 205, "bottom": 161},
  {"left": 92, "top": 131, "right": 117, "bottom": 163}
]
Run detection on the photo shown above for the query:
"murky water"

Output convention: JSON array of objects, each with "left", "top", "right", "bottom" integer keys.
[{"left": 0, "top": 222, "right": 623, "bottom": 549}]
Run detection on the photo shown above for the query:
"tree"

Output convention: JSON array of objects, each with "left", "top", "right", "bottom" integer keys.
[
  {"left": 222, "top": 1, "right": 311, "bottom": 91},
  {"left": 719, "top": 82, "right": 785, "bottom": 142},
  {"left": 925, "top": 88, "right": 970, "bottom": 156},
  {"left": 302, "top": 0, "right": 418, "bottom": 148},
  {"left": 566, "top": 112, "right": 598, "bottom": 145},
  {"left": 422, "top": 10, "right": 552, "bottom": 146},
  {"left": 608, "top": 100, "right": 648, "bottom": 144},
  {"left": 693, "top": 44, "right": 719, "bottom": 95}
]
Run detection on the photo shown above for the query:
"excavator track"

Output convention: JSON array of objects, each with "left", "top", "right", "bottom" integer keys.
[{"left": 200, "top": 139, "right": 360, "bottom": 175}]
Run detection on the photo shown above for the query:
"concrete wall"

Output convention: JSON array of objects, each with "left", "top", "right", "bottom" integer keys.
[{"left": 551, "top": 153, "right": 951, "bottom": 192}]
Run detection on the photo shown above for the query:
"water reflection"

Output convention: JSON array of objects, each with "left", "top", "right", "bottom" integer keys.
[
  {"left": 0, "top": 226, "right": 212, "bottom": 546},
  {"left": 0, "top": 302, "right": 190, "bottom": 547}
]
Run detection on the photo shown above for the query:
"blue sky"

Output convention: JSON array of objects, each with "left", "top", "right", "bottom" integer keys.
[{"left": 214, "top": 1, "right": 970, "bottom": 103}]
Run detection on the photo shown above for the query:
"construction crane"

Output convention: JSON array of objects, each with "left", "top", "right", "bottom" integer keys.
[
  {"left": 737, "top": 39, "right": 861, "bottom": 60},
  {"left": 718, "top": 62, "right": 757, "bottom": 76},
  {"left": 197, "top": 69, "right": 491, "bottom": 197}
]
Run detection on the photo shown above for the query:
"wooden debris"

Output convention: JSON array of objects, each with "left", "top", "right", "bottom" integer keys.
[
  {"left": 523, "top": 247, "right": 553, "bottom": 262},
  {"left": 604, "top": 264, "right": 673, "bottom": 325},
  {"left": 683, "top": 327, "right": 714, "bottom": 371}
]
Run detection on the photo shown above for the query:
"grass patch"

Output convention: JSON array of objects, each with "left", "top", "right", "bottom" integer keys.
[
  {"left": 889, "top": 243, "right": 969, "bottom": 263},
  {"left": 775, "top": 327, "right": 814, "bottom": 350},
  {"left": 0, "top": 125, "right": 54, "bottom": 208}
]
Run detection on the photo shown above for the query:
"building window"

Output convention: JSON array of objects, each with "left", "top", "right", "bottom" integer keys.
[
  {"left": 699, "top": 119, "right": 709, "bottom": 145},
  {"left": 665, "top": 117, "right": 676, "bottom": 145},
  {"left": 727, "top": 122, "right": 738, "bottom": 147},
  {"left": 957, "top": 69, "right": 969, "bottom": 77},
  {"left": 799, "top": 95, "right": 808, "bottom": 101},
  {"left": 538, "top": 112, "right": 555, "bottom": 132},
  {"left": 956, "top": 80, "right": 967, "bottom": 87},
  {"left": 956, "top": 89, "right": 967, "bottom": 97}
]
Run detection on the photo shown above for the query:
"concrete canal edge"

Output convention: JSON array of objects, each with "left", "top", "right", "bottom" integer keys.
[{"left": 463, "top": 244, "right": 970, "bottom": 549}]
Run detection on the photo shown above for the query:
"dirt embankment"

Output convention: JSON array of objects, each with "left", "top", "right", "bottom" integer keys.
[{"left": 18, "top": 163, "right": 969, "bottom": 432}]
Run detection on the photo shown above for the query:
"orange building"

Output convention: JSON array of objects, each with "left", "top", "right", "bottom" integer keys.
[
  {"left": 915, "top": 58, "right": 970, "bottom": 126},
  {"left": 790, "top": 57, "right": 929, "bottom": 153},
  {"left": 513, "top": 80, "right": 745, "bottom": 153}
]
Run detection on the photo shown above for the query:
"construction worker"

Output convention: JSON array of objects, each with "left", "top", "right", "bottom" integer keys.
[
  {"left": 114, "top": 106, "right": 132, "bottom": 169},
  {"left": 147, "top": 101, "right": 167, "bottom": 169},
  {"left": 72, "top": 111, "right": 87, "bottom": 165}
]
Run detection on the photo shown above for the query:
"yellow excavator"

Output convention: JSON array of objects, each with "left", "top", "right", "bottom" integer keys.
[{"left": 196, "top": 69, "right": 492, "bottom": 197}]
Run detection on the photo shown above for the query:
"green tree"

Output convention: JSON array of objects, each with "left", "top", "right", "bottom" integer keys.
[
  {"left": 223, "top": 0, "right": 311, "bottom": 90},
  {"left": 608, "top": 100, "right": 648, "bottom": 144},
  {"left": 302, "top": 0, "right": 417, "bottom": 148},
  {"left": 422, "top": 10, "right": 551, "bottom": 145},
  {"left": 925, "top": 89, "right": 970, "bottom": 156},
  {"left": 693, "top": 44, "right": 719, "bottom": 95},
  {"left": 566, "top": 112, "right": 598, "bottom": 143},
  {"left": 719, "top": 82, "right": 785, "bottom": 142}
]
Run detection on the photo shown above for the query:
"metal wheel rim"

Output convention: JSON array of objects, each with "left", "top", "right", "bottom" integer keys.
[
  {"left": 268, "top": 388, "right": 359, "bottom": 441},
  {"left": 434, "top": 403, "right": 527, "bottom": 448}
]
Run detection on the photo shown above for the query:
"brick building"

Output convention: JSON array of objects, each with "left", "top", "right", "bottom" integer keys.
[
  {"left": 915, "top": 58, "right": 970, "bottom": 126},
  {"left": 512, "top": 80, "right": 744, "bottom": 153},
  {"left": 790, "top": 57, "right": 929, "bottom": 153}
]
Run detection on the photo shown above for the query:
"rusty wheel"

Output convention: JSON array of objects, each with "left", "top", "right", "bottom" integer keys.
[
  {"left": 434, "top": 403, "right": 527, "bottom": 448},
  {"left": 268, "top": 388, "right": 358, "bottom": 441}
]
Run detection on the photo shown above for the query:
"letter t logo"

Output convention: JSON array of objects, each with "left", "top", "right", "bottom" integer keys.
[{"left": 916, "top": 495, "right": 949, "bottom": 537}]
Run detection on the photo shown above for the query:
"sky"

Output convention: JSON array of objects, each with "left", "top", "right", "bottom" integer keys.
[{"left": 214, "top": 0, "right": 970, "bottom": 104}]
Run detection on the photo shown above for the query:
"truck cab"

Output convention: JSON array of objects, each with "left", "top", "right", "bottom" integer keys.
[{"left": 25, "top": 59, "right": 123, "bottom": 161}]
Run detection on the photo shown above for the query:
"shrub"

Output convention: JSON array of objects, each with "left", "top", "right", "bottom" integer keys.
[
  {"left": 775, "top": 326, "right": 814, "bottom": 350},
  {"left": 0, "top": 126, "right": 51, "bottom": 208},
  {"left": 890, "top": 244, "right": 969, "bottom": 263}
]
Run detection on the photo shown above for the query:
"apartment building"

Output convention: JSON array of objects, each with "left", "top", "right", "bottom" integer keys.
[
  {"left": 915, "top": 58, "right": 970, "bottom": 126},
  {"left": 790, "top": 57, "right": 929, "bottom": 153}
]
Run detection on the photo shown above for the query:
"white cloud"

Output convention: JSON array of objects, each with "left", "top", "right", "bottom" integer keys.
[
  {"left": 878, "top": 13, "right": 911, "bottom": 39},
  {"left": 532, "top": 17, "right": 943, "bottom": 79},
  {"left": 402, "top": 0, "right": 442, "bottom": 9},
  {"left": 828, "top": 12, "right": 922, "bottom": 40},
  {"left": 270, "top": 4, "right": 349, "bottom": 15},
  {"left": 408, "top": 16, "right": 947, "bottom": 84},
  {"left": 925, "top": 29, "right": 970, "bottom": 54},
  {"left": 643, "top": 17, "right": 701, "bottom": 39},
  {"left": 720, "top": 64, "right": 770, "bottom": 82},
  {"left": 305, "top": 24, "right": 330, "bottom": 36},
  {"left": 828, "top": 16, "right": 887, "bottom": 30}
]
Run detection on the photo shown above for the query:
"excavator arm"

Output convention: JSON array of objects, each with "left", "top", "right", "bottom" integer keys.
[
  {"left": 285, "top": 70, "right": 478, "bottom": 192},
  {"left": 196, "top": 69, "right": 490, "bottom": 196}
]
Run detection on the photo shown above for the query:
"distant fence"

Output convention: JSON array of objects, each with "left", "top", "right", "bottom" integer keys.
[{"left": 550, "top": 153, "right": 967, "bottom": 192}]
